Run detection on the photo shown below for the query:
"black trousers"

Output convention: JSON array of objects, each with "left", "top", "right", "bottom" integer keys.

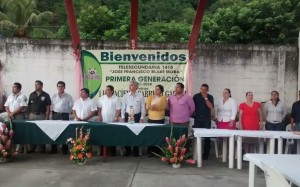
[
  {"left": 51, "top": 112, "right": 69, "bottom": 153},
  {"left": 194, "top": 118, "right": 211, "bottom": 158},
  {"left": 125, "top": 112, "right": 141, "bottom": 155}
]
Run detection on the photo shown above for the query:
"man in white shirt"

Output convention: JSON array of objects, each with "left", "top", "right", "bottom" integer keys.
[
  {"left": 1, "top": 82, "right": 27, "bottom": 153},
  {"left": 72, "top": 88, "right": 97, "bottom": 121},
  {"left": 50, "top": 81, "right": 73, "bottom": 154},
  {"left": 97, "top": 85, "right": 121, "bottom": 156},
  {"left": 121, "top": 80, "right": 145, "bottom": 157},
  {"left": 2, "top": 82, "right": 27, "bottom": 120},
  {"left": 97, "top": 85, "right": 121, "bottom": 123}
]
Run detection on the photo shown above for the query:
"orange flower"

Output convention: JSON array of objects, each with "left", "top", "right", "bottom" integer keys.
[
  {"left": 76, "top": 145, "right": 83, "bottom": 150},
  {"left": 86, "top": 152, "right": 92, "bottom": 158},
  {"left": 78, "top": 153, "right": 83, "bottom": 159}
]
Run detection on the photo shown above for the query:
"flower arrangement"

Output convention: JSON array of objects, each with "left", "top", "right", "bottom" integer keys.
[
  {"left": 0, "top": 122, "right": 17, "bottom": 162},
  {"left": 66, "top": 127, "right": 92, "bottom": 165},
  {"left": 153, "top": 127, "right": 196, "bottom": 167}
]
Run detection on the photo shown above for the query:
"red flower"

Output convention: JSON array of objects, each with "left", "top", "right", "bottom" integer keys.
[
  {"left": 175, "top": 146, "right": 179, "bottom": 153},
  {"left": 181, "top": 134, "right": 186, "bottom": 143},
  {"left": 170, "top": 158, "right": 175, "bottom": 163},
  {"left": 3, "top": 152, "right": 8, "bottom": 157},
  {"left": 77, "top": 153, "right": 83, "bottom": 159},
  {"left": 161, "top": 157, "right": 167, "bottom": 162},
  {"left": 179, "top": 156, "right": 184, "bottom": 162},
  {"left": 174, "top": 153, "right": 178, "bottom": 158},
  {"left": 9, "top": 130, "right": 13, "bottom": 137},
  {"left": 168, "top": 145, "right": 173, "bottom": 152},
  {"left": 185, "top": 159, "right": 196, "bottom": 164},
  {"left": 86, "top": 152, "right": 92, "bottom": 158},
  {"left": 1, "top": 135, "right": 7, "bottom": 143},
  {"left": 165, "top": 137, "right": 170, "bottom": 144},
  {"left": 0, "top": 144, "right": 3, "bottom": 151},
  {"left": 2, "top": 123, "right": 6, "bottom": 130},
  {"left": 180, "top": 148, "right": 186, "bottom": 156},
  {"left": 176, "top": 140, "right": 181, "bottom": 147},
  {"left": 76, "top": 145, "right": 83, "bottom": 150}
]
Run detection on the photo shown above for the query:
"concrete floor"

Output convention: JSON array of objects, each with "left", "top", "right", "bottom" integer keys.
[{"left": 0, "top": 151, "right": 266, "bottom": 187}]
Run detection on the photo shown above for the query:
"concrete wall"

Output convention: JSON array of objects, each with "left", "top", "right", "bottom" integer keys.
[{"left": 0, "top": 38, "right": 298, "bottom": 111}]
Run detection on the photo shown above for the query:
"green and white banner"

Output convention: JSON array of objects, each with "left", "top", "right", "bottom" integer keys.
[{"left": 81, "top": 50, "right": 188, "bottom": 99}]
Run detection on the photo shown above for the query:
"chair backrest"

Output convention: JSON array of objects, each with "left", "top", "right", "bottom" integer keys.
[
  {"left": 211, "top": 120, "right": 217, "bottom": 129},
  {"left": 286, "top": 124, "right": 292, "bottom": 131},
  {"left": 286, "top": 124, "right": 294, "bottom": 144},
  {"left": 262, "top": 162, "right": 290, "bottom": 187}
]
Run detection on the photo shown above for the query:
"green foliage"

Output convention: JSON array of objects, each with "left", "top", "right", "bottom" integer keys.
[
  {"left": 200, "top": 0, "right": 300, "bottom": 44},
  {"left": 2, "top": 0, "right": 299, "bottom": 44},
  {"left": 139, "top": 21, "right": 191, "bottom": 42},
  {"left": 0, "top": 0, "right": 54, "bottom": 38}
]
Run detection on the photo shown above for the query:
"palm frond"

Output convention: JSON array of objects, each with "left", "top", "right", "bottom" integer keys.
[
  {"left": 0, "top": 20, "right": 17, "bottom": 30},
  {"left": 0, "top": 11, "right": 9, "bottom": 21}
]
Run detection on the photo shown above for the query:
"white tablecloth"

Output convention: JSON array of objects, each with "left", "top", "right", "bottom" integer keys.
[
  {"left": 243, "top": 153, "right": 300, "bottom": 187},
  {"left": 28, "top": 120, "right": 88, "bottom": 141},
  {"left": 109, "top": 122, "right": 164, "bottom": 135}
]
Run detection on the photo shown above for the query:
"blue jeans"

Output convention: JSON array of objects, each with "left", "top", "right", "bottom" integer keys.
[{"left": 265, "top": 122, "right": 285, "bottom": 131}]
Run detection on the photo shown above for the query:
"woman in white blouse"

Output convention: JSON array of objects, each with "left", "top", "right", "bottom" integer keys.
[
  {"left": 263, "top": 91, "right": 286, "bottom": 131},
  {"left": 216, "top": 88, "right": 237, "bottom": 129}
]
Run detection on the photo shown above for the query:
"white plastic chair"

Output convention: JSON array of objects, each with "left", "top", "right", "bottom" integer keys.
[
  {"left": 262, "top": 162, "right": 291, "bottom": 187},
  {"left": 285, "top": 124, "right": 294, "bottom": 154},
  {"left": 211, "top": 120, "right": 219, "bottom": 158}
]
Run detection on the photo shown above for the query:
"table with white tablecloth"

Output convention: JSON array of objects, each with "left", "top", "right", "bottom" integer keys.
[
  {"left": 192, "top": 128, "right": 236, "bottom": 168},
  {"left": 243, "top": 153, "right": 300, "bottom": 187}
]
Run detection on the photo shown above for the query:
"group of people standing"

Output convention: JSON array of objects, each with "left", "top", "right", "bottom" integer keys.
[{"left": 2, "top": 79, "right": 299, "bottom": 158}]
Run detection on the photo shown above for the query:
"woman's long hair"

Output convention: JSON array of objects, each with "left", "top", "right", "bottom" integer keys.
[{"left": 271, "top": 91, "right": 280, "bottom": 107}]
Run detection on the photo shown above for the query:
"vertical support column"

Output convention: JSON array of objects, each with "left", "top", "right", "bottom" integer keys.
[
  {"left": 65, "top": 0, "right": 80, "bottom": 51},
  {"left": 130, "top": 0, "right": 139, "bottom": 49},
  {"left": 65, "top": 0, "right": 82, "bottom": 99}
]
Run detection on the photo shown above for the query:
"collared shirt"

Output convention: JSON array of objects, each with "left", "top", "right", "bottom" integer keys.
[
  {"left": 216, "top": 97, "right": 237, "bottom": 122},
  {"left": 98, "top": 95, "right": 121, "bottom": 122},
  {"left": 72, "top": 98, "right": 97, "bottom": 119},
  {"left": 28, "top": 91, "right": 51, "bottom": 113},
  {"left": 121, "top": 91, "right": 145, "bottom": 120},
  {"left": 51, "top": 92, "right": 73, "bottom": 114},
  {"left": 263, "top": 100, "right": 286, "bottom": 123},
  {"left": 291, "top": 101, "right": 300, "bottom": 123},
  {"left": 4, "top": 92, "right": 28, "bottom": 112},
  {"left": 168, "top": 93, "right": 195, "bottom": 123},
  {"left": 193, "top": 93, "right": 214, "bottom": 120}
]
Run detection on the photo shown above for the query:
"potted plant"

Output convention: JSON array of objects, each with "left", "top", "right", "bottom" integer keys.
[
  {"left": 153, "top": 127, "right": 196, "bottom": 168},
  {"left": 67, "top": 127, "right": 92, "bottom": 165}
]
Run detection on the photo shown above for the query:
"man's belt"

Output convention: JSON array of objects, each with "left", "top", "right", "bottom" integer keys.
[
  {"left": 52, "top": 111, "right": 69, "bottom": 115},
  {"left": 31, "top": 112, "right": 45, "bottom": 115}
]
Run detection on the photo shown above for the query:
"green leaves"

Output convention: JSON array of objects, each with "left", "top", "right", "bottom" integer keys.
[{"left": 0, "top": 0, "right": 54, "bottom": 38}]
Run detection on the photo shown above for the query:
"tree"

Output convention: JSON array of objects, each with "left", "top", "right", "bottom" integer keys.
[
  {"left": 0, "top": 0, "right": 54, "bottom": 38},
  {"left": 200, "top": 0, "right": 300, "bottom": 44},
  {"left": 77, "top": 5, "right": 116, "bottom": 40}
]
